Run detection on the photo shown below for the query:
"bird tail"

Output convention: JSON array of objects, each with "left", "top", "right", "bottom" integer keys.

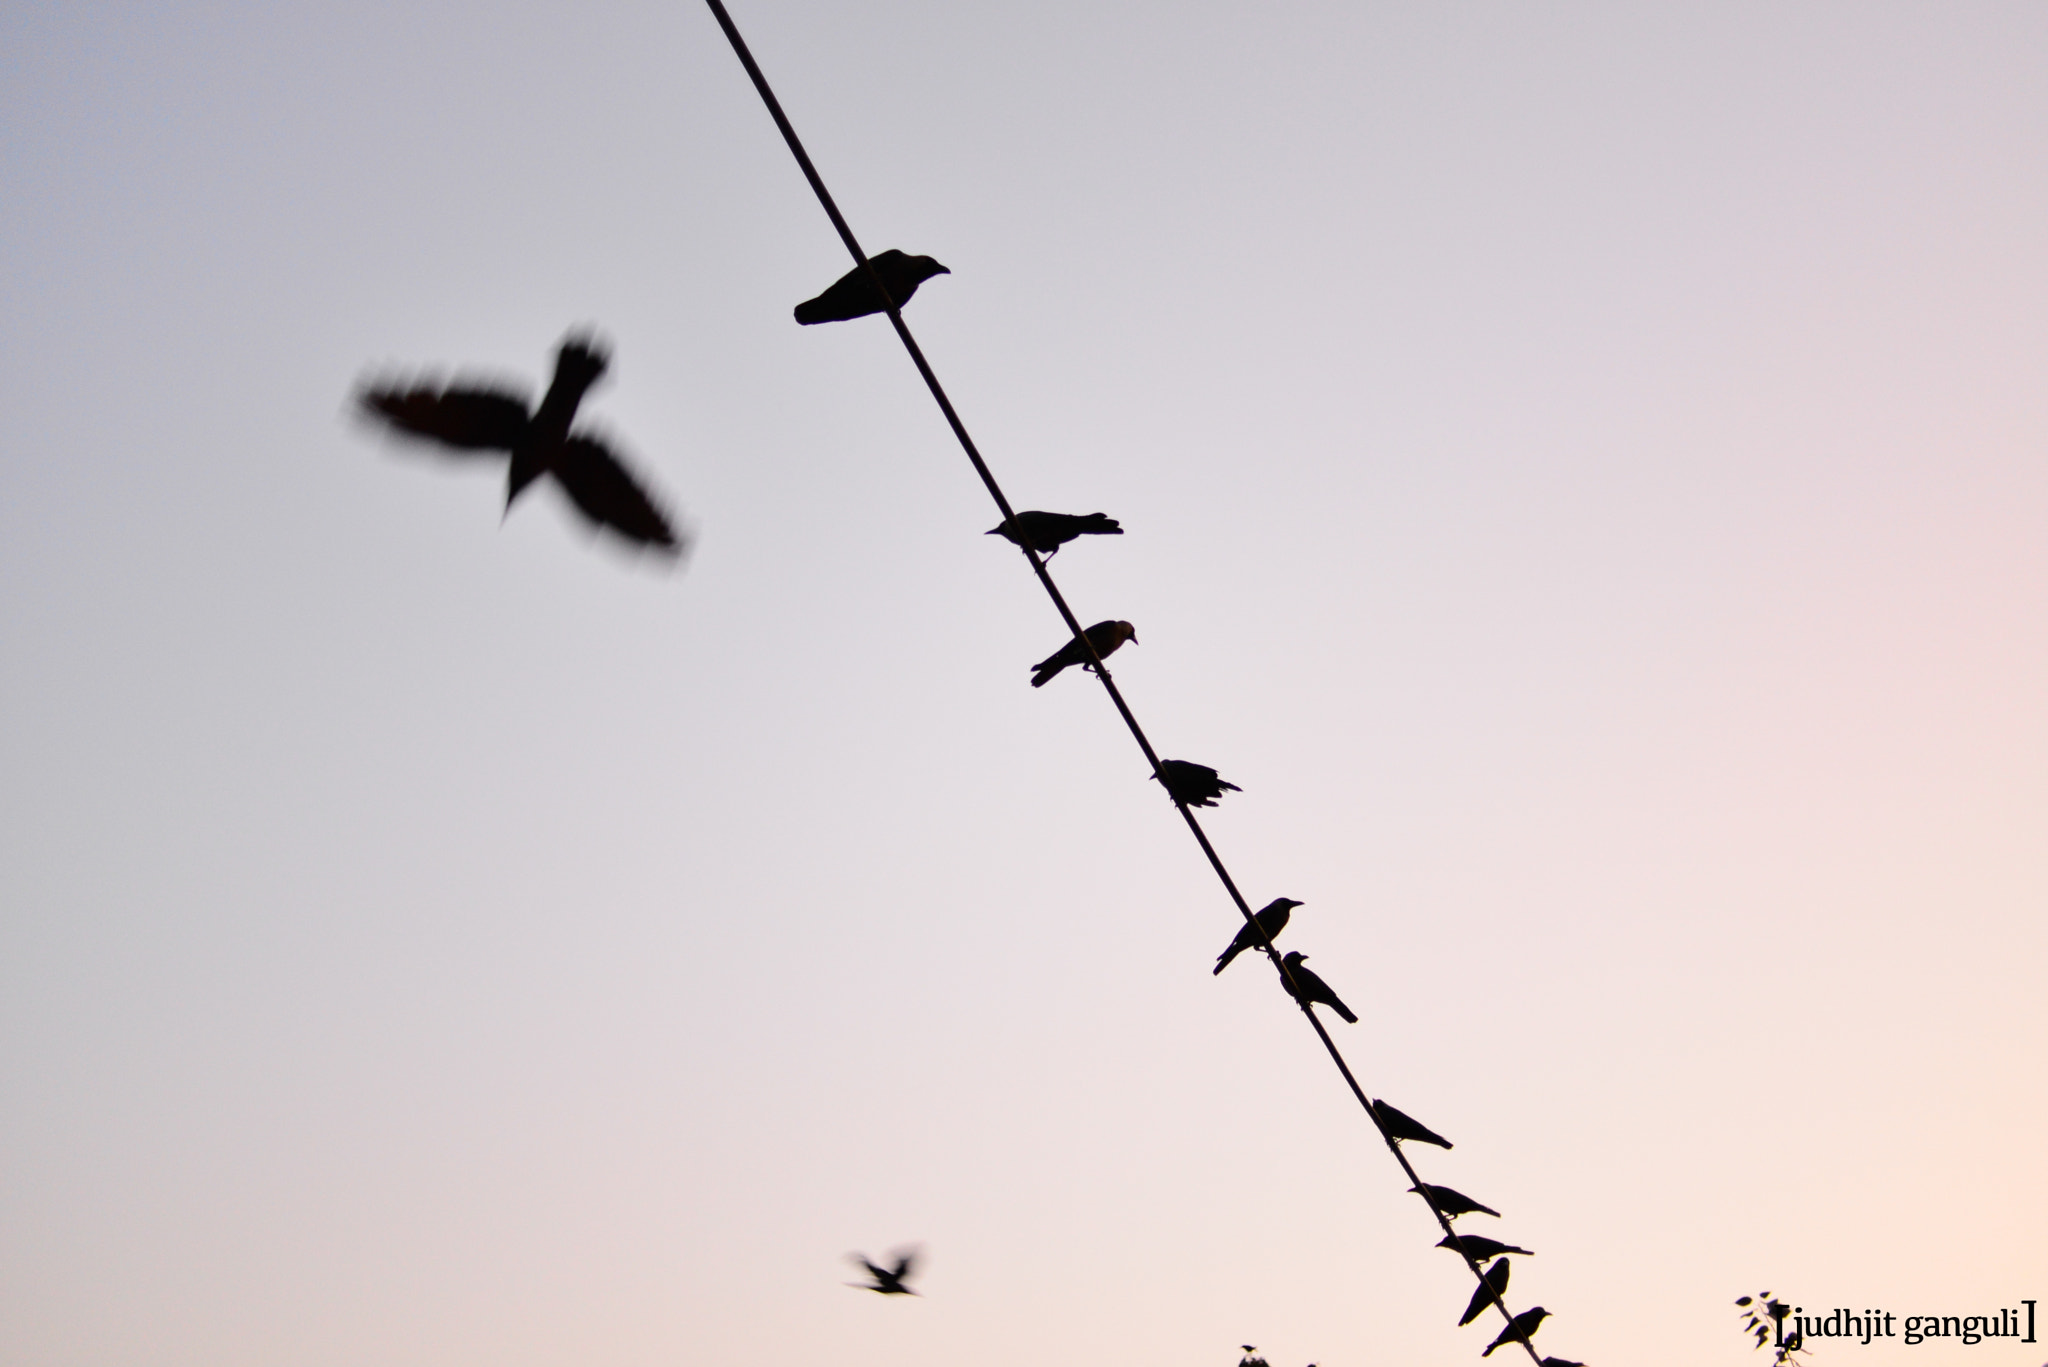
[
  {"left": 793, "top": 297, "right": 833, "bottom": 325},
  {"left": 1331, "top": 1000, "right": 1359, "bottom": 1024},
  {"left": 1081, "top": 514, "right": 1123, "bottom": 535},
  {"left": 1212, "top": 944, "right": 1241, "bottom": 976},
  {"left": 1030, "top": 664, "right": 1063, "bottom": 687}
]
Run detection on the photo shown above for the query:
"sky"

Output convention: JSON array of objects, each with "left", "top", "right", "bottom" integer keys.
[{"left": 3, "top": 2, "right": 2045, "bottom": 1365}]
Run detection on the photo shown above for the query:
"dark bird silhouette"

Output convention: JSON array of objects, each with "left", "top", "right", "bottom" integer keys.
[
  {"left": 1539, "top": 1358, "right": 1585, "bottom": 1367},
  {"left": 356, "top": 334, "right": 683, "bottom": 555},
  {"left": 1279, "top": 950, "right": 1357, "bottom": 1023},
  {"left": 1156, "top": 759, "right": 1242, "bottom": 809},
  {"left": 1371, "top": 1099, "right": 1452, "bottom": 1149},
  {"left": 1459, "top": 1258, "right": 1511, "bottom": 1327},
  {"left": 1438, "top": 1234, "right": 1534, "bottom": 1262},
  {"left": 1213, "top": 897, "right": 1300, "bottom": 974},
  {"left": 1483, "top": 1307, "right": 1550, "bottom": 1357},
  {"left": 795, "top": 249, "right": 949, "bottom": 324},
  {"left": 848, "top": 1248, "right": 920, "bottom": 1296},
  {"left": 1030, "top": 620, "right": 1137, "bottom": 687},
  {"left": 1411, "top": 1183, "right": 1500, "bottom": 1220},
  {"left": 986, "top": 510, "right": 1123, "bottom": 558}
]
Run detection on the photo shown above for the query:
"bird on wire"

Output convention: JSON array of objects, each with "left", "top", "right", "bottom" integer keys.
[
  {"left": 1438, "top": 1233, "right": 1534, "bottom": 1262},
  {"left": 1155, "top": 759, "right": 1242, "bottom": 809},
  {"left": 1459, "top": 1258, "right": 1512, "bottom": 1327},
  {"left": 795, "top": 249, "right": 950, "bottom": 324},
  {"left": 986, "top": 510, "right": 1123, "bottom": 558},
  {"left": 1370, "top": 1099, "right": 1453, "bottom": 1149},
  {"left": 1483, "top": 1307, "right": 1550, "bottom": 1357},
  {"left": 355, "top": 333, "right": 683, "bottom": 556},
  {"left": 1030, "top": 620, "right": 1137, "bottom": 687},
  {"left": 1213, "top": 897, "right": 1301, "bottom": 975},
  {"left": 847, "top": 1248, "right": 920, "bottom": 1296},
  {"left": 1411, "top": 1182, "right": 1500, "bottom": 1220},
  {"left": 1279, "top": 950, "right": 1357, "bottom": 1024}
]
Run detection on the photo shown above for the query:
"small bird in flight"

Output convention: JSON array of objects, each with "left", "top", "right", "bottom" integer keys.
[
  {"left": 1438, "top": 1233, "right": 1534, "bottom": 1262},
  {"left": 795, "top": 249, "right": 950, "bottom": 324},
  {"left": 1411, "top": 1183, "right": 1500, "bottom": 1220},
  {"left": 1279, "top": 950, "right": 1357, "bottom": 1024},
  {"left": 1031, "top": 620, "right": 1137, "bottom": 687},
  {"left": 1155, "top": 759, "right": 1242, "bottom": 809},
  {"left": 355, "top": 333, "right": 683, "bottom": 555},
  {"left": 1370, "top": 1099, "right": 1453, "bottom": 1149},
  {"left": 986, "top": 510, "right": 1123, "bottom": 558},
  {"left": 1483, "top": 1307, "right": 1550, "bottom": 1357},
  {"left": 847, "top": 1248, "right": 920, "bottom": 1296},
  {"left": 1213, "top": 897, "right": 1301, "bottom": 975},
  {"left": 1459, "top": 1258, "right": 1511, "bottom": 1327}
]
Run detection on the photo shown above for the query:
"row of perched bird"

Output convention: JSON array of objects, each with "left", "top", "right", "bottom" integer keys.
[{"left": 351, "top": 248, "right": 1579, "bottom": 1363}]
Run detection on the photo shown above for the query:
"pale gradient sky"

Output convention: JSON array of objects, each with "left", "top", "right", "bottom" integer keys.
[{"left": 3, "top": 3, "right": 2044, "bottom": 1366}]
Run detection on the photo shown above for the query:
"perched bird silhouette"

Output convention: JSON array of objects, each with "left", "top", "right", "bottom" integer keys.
[
  {"left": 1411, "top": 1182, "right": 1500, "bottom": 1220},
  {"left": 795, "top": 249, "right": 949, "bottom": 324},
  {"left": 1031, "top": 620, "right": 1137, "bottom": 687},
  {"left": 356, "top": 334, "right": 682, "bottom": 555},
  {"left": 848, "top": 1248, "right": 920, "bottom": 1295},
  {"left": 1483, "top": 1307, "right": 1550, "bottom": 1357},
  {"left": 1459, "top": 1258, "right": 1512, "bottom": 1327},
  {"left": 1156, "top": 759, "right": 1242, "bottom": 809},
  {"left": 986, "top": 510, "right": 1123, "bottom": 557},
  {"left": 1371, "top": 1099, "right": 1453, "bottom": 1149},
  {"left": 1438, "top": 1234, "right": 1534, "bottom": 1262},
  {"left": 1279, "top": 950, "right": 1357, "bottom": 1024},
  {"left": 1213, "top": 897, "right": 1301, "bottom": 975}
]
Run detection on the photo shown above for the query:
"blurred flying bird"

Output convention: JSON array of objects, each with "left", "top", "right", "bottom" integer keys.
[
  {"left": 355, "top": 333, "right": 683, "bottom": 555},
  {"left": 1156, "top": 759, "right": 1242, "bottom": 809},
  {"left": 795, "top": 249, "right": 949, "bottom": 324},
  {"left": 1213, "top": 897, "right": 1300, "bottom": 975},
  {"left": 1459, "top": 1258, "right": 1511, "bottom": 1327},
  {"left": 1483, "top": 1307, "right": 1550, "bottom": 1357},
  {"left": 1031, "top": 620, "right": 1137, "bottom": 687},
  {"left": 1279, "top": 950, "right": 1357, "bottom": 1024},
  {"left": 1371, "top": 1099, "right": 1453, "bottom": 1149},
  {"left": 1438, "top": 1234, "right": 1534, "bottom": 1262},
  {"left": 1412, "top": 1183, "right": 1500, "bottom": 1220},
  {"left": 986, "top": 510, "right": 1123, "bottom": 557},
  {"left": 848, "top": 1248, "right": 920, "bottom": 1295}
]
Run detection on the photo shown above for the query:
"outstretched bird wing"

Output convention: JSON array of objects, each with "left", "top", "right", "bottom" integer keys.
[
  {"left": 889, "top": 1248, "right": 918, "bottom": 1281},
  {"left": 552, "top": 435, "right": 684, "bottom": 553},
  {"left": 358, "top": 382, "right": 531, "bottom": 451}
]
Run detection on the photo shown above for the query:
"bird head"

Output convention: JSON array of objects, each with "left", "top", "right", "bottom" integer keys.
[
  {"left": 1115, "top": 621, "right": 1137, "bottom": 645},
  {"left": 553, "top": 333, "right": 611, "bottom": 393},
  {"left": 1282, "top": 950, "right": 1307, "bottom": 966},
  {"left": 906, "top": 254, "right": 950, "bottom": 283}
]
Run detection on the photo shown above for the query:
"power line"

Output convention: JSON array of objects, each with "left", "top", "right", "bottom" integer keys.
[{"left": 697, "top": 2, "right": 1550, "bottom": 1359}]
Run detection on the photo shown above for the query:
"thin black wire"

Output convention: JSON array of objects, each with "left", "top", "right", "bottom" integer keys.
[{"left": 698, "top": 1, "right": 1540, "bottom": 1357}]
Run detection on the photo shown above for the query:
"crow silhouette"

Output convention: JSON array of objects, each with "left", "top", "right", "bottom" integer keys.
[
  {"left": 1279, "top": 950, "right": 1357, "bottom": 1023},
  {"left": 848, "top": 1248, "right": 920, "bottom": 1296},
  {"left": 356, "top": 334, "right": 682, "bottom": 555},
  {"left": 1371, "top": 1099, "right": 1452, "bottom": 1149},
  {"left": 1031, "top": 620, "right": 1137, "bottom": 687},
  {"left": 986, "top": 510, "right": 1122, "bottom": 557},
  {"left": 1459, "top": 1258, "right": 1511, "bottom": 1327},
  {"left": 1438, "top": 1234, "right": 1534, "bottom": 1262},
  {"left": 1213, "top": 897, "right": 1300, "bottom": 975},
  {"left": 795, "top": 250, "right": 949, "bottom": 324},
  {"left": 1411, "top": 1183, "right": 1500, "bottom": 1220},
  {"left": 1483, "top": 1307, "right": 1549, "bottom": 1357},
  {"left": 1155, "top": 759, "right": 1242, "bottom": 809}
]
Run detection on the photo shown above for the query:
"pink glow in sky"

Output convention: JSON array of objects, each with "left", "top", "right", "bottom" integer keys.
[{"left": 2, "top": 3, "right": 2043, "bottom": 1366}]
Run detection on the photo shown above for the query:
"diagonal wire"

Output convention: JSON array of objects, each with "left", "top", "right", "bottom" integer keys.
[{"left": 697, "top": 1, "right": 1545, "bottom": 1359}]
